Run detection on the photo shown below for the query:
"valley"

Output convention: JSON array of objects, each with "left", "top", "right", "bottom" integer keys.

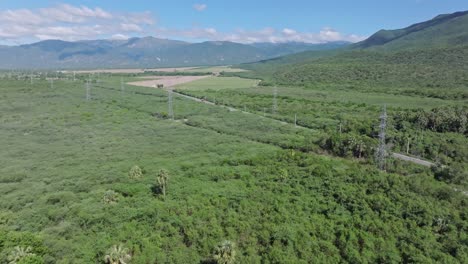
[{"left": 0, "top": 4, "right": 467, "bottom": 264}]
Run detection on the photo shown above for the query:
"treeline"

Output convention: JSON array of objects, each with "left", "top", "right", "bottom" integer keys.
[{"left": 394, "top": 106, "right": 467, "bottom": 134}]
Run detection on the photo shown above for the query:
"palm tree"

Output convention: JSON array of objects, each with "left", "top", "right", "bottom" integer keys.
[
  {"left": 103, "top": 190, "right": 119, "bottom": 204},
  {"left": 104, "top": 244, "right": 131, "bottom": 264},
  {"left": 157, "top": 169, "right": 169, "bottom": 200},
  {"left": 128, "top": 165, "right": 143, "bottom": 179},
  {"left": 213, "top": 240, "right": 236, "bottom": 264},
  {"left": 8, "top": 246, "right": 35, "bottom": 264}
]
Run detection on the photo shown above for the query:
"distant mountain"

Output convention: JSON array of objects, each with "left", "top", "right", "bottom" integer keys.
[
  {"left": 250, "top": 41, "right": 349, "bottom": 57},
  {"left": 0, "top": 37, "right": 350, "bottom": 69},
  {"left": 353, "top": 10, "right": 468, "bottom": 50}
]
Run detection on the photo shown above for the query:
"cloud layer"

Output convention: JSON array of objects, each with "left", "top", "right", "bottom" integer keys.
[
  {"left": 156, "top": 27, "right": 365, "bottom": 44},
  {"left": 0, "top": 4, "right": 154, "bottom": 44},
  {"left": 0, "top": 4, "right": 365, "bottom": 45}
]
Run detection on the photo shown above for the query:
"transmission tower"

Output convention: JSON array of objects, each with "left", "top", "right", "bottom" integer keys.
[
  {"left": 86, "top": 79, "right": 91, "bottom": 101},
  {"left": 168, "top": 90, "right": 174, "bottom": 120},
  {"left": 50, "top": 79, "right": 54, "bottom": 89},
  {"left": 272, "top": 86, "right": 278, "bottom": 114},
  {"left": 376, "top": 104, "right": 388, "bottom": 170},
  {"left": 73, "top": 71, "right": 76, "bottom": 82}
]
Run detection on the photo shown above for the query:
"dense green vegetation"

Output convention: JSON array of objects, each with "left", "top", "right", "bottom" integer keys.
[
  {"left": 2, "top": 11, "right": 468, "bottom": 263},
  {"left": 176, "top": 76, "right": 467, "bottom": 186},
  {"left": 353, "top": 10, "right": 468, "bottom": 50},
  {"left": 1, "top": 75, "right": 467, "bottom": 263}
]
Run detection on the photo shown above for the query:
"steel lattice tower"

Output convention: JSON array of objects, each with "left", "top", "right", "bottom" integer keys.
[
  {"left": 376, "top": 104, "right": 388, "bottom": 170},
  {"left": 86, "top": 80, "right": 91, "bottom": 101},
  {"left": 168, "top": 90, "right": 174, "bottom": 120},
  {"left": 272, "top": 86, "right": 278, "bottom": 114}
]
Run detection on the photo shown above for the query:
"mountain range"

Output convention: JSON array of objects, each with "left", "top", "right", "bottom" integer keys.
[{"left": 0, "top": 38, "right": 349, "bottom": 69}]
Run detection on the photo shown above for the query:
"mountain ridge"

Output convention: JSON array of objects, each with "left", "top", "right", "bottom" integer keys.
[{"left": 0, "top": 37, "right": 350, "bottom": 69}]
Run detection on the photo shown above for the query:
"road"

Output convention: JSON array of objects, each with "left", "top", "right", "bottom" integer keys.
[{"left": 392, "top": 153, "right": 434, "bottom": 167}]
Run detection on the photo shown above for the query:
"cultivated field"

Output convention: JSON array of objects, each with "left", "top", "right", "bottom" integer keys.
[{"left": 127, "top": 75, "right": 211, "bottom": 88}]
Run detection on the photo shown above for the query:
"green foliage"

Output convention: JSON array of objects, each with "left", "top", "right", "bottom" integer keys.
[
  {"left": 354, "top": 11, "right": 468, "bottom": 50},
  {"left": 0, "top": 76, "right": 466, "bottom": 263},
  {"left": 16, "top": 255, "right": 44, "bottom": 264}
]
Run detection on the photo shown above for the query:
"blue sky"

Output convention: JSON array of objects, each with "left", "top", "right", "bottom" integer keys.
[{"left": 0, "top": 0, "right": 467, "bottom": 45}]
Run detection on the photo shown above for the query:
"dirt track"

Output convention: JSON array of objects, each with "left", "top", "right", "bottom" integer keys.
[{"left": 127, "top": 75, "right": 210, "bottom": 88}]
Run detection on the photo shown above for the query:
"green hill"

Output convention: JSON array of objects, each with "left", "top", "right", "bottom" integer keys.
[
  {"left": 354, "top": 11, "right": 468, "bottom": 50},
  {"left": 237, "top": 10, "right": 468, "bottom": 99}
]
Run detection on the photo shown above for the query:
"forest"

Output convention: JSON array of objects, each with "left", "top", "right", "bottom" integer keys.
[{"left": 0, "top": 71, "right": 466, "bottom": 263}]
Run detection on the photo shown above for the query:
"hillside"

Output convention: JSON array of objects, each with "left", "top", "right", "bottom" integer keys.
[
  {"left": 354, "top": 10, "right": 468, "bottom": 50},
  {"left": 236, "top": 11, "right": 468, "bottom": 99},
  {"left": 0, "top": 37, "right": 349, "bottom": 69}
]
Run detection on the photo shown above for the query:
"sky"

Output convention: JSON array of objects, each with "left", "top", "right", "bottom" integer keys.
[{"left": 0, "top": 0, "right": 467, "bottom": 45}]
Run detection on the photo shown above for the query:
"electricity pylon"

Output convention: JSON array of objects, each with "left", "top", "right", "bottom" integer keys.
[
  {"left": 86, "top": 79, "right": 91, "bottom": 101},
  {"left": 168, "top": 90, "right": 174, "bottom": 120},
  {"left": 272, "top": 86, "right": 278, "bottom": 114},
  {"left": 376, "top": 104, "right": 388, "bottom": 171}
]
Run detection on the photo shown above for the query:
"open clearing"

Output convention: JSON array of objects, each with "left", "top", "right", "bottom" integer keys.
[
  {"left": 70, "top": 66, "right": 246, "bottom": 74},
  {"left": 175, "top": 76, "right": 260, "bottom": 90},
  {"left": 127, "top": 75, "right": 210, "bottom": 88},
  {"left": 72, "top": 67, "right": 198, "bottom": 74}
]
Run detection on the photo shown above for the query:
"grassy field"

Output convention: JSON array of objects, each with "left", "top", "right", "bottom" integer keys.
[
  {"left": 1, "top": 74, "right": 467, "bottom": 263},
  {"left": 175, "top": 76, "right": 259, "bottom": 91},
  {"left": 186, "top": 66, "right": 248, "bottom": 73}
]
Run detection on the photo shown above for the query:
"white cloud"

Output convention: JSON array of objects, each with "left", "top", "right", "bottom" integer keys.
[
  {"left": 111, "top": 34, "right": 129, "bottom": 40},
  {"left": 282, "top": 28, "right": 297, "bottom": 35},
  {"left": 155, "top": 27, "right": 366, "bottom": 44},
  {"left": 121, "top": 23, "right": 143, "bottom": 32},
  {"left": 193, "top": 4, "right": 207, "bottom": 11},
  {"left": 0, "top": 4, "right": 155, "bottom": 44},
  {"left": 0, "top": 3, "right": 365, "bottom": 45}
]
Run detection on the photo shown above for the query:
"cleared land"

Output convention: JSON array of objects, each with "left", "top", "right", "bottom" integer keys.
[
  {"left": 72, "top": 67, "right": 198, "bottom": 74},
  {"left": 127, "top": 75, "right": 210, "bottom": 88},
  {"left": 175, "top": 76, "right": 260, "bottom": 91}
]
